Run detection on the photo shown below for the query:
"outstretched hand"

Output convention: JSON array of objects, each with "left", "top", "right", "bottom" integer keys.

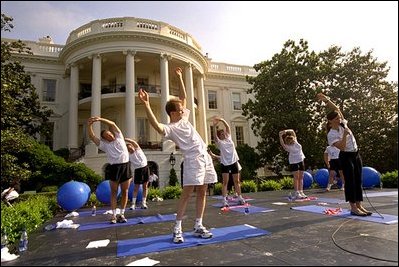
[
  {"left": 175, "top": 67, "right": 183, "bottom": 77},
  {"left": 138, "top": 88, "right": 149, "bottom": 103}
]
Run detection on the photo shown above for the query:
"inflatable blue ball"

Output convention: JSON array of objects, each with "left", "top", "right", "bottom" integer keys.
[
  {"left": 303, "top": 171, "right": 313, "bottom": 189},
  {"left": 79, "top": 181, "right": 91, "bottom": 200},
  {"left": 95, "top": 180, "right": 121, "bottom": 204},
  {"left": 57, "top": 181, "right": 90, "bottom": 211},
  {"left": 362, "top": 167, "right": 381, "bottom": 188},
  {"left": 314, "top": 168, "right": 329, "bottom": 188},
  {"left": 128, "top": 183, "right": 143, "bottom": 203}
]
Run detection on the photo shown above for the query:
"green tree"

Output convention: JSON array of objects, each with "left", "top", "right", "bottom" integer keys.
[
  {"left": 1, "top": 14, "right": 52, "bottom": 136},
  {"left": 243, "top": 39, "right": 398, "bottom": 173},
  {"left": 1, "top": 14, "right": 53, "bottom": 187},
  {"left": 169, "top": 168, "right": 178, "bottom": 186},
  {"left": 236, "top": 144, "right": 262, "bottom": 180},
  {"left": 243, "top": 39, "right": 325, "bottom": 169}
]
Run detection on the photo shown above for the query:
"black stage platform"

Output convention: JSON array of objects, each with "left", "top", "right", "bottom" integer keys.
[{"left": 2, "top": 189, "right": 398, "bottom": 266}]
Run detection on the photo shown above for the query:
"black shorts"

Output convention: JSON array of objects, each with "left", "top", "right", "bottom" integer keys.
[
  {"left": 329, "top": 159, "right": 342, "bottom": 172},
  {"left": 221, "top": 162, "right": 239, "bottom": 175},
  {"left": 289, "top": 161, "right": 305, "bottom": 172},
  {"left": 106, "top": 162, "right": 131, "bottom": 183},
  {"left": 133, "top": 165, "right": 150, "bottom": 184}
]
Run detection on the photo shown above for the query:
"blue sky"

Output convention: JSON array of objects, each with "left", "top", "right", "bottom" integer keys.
[{"left": 2, "top": 1, "right": 398, "bottom": 81}]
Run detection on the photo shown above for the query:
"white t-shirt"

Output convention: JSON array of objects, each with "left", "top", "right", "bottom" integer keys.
[
  {"left": 163, "top": 108, "right": 208, "bottom": 160},
  {"left": 283, "top": 141, "right": 305, "bottom": 164},
  {"left": 215, "top": 133, "right": 239, "bottom": 166},
  {"left": 327, "top": 119, "right": 358, "bottom": 152},
  {"left": 129, "top": 148, "right": 147, "bottom": 169},
  {"left": 325, "top": 145, "right": 340, "bottom": 160},
  {"left": 98, "top": 131, "right": 129, "bottom": 164}
]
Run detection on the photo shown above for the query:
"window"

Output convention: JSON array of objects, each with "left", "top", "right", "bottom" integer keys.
[
  {"left": 41, "top": 121, "right": 54, "bottom": 150},
  {"left": 137, "top": 118, "right": 149, "bottom": 145},
  {"left": 232, "top": 92, "right": 241, "bottom": 110},
  {"left": 208, "top": 91, "right": 217, "bottom": 109},
  {"left": 235, "top": 126, "right": 244, "bottom": 145},
  {"left": 43, "top": 79, "right": 56, "bottom": 102}
]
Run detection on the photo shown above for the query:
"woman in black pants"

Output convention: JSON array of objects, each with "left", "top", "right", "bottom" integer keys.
[{"left": 317, "top": 93, "right": 372, "bottom": 216}]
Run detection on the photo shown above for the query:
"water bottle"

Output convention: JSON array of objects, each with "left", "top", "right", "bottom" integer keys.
[
  {"left": 18, "top": 229, "right": 28, "bottom": 253},
  {"left": 244, "top": 204, "right": 250, "bottom": 215},
  {"left": 91, "top": 205, "right": 96, "bottom": 216}
]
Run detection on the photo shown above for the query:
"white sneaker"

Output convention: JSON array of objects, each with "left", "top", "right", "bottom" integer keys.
[
  {"left": 326, "top": 184, "right": 332, "bottom": 191},
  {"left": 340, "top": 185, "right": 345, "bottom": 191},
  {"left": 141, "top": 202, "right": 148, "bottom": 209},
  {"left": 193, "top": 226, "right": 213, "bottom": 239},
  {"left": 223, "top": 200, "right": 229, "bottom": 207},
  {"left": 129, "top": 204, "right": 135, "bottom": 210},
  {"left": 173, "top": 228, "right": 184, "bottom": 244},
  {"left": 300, "top": 192, "right": 308, "bottom": 198},
  {"left": 295, "top": 191, "right": 303, "bottom": 199},
  {"left": 238, "top": 197, "right": 246, "bottom": 205}
]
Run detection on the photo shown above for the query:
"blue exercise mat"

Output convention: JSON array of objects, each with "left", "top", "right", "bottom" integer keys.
[
  {"left": 117, "top": 224, "right": 271, "bottom": 257},
  {"left": 291, "top": 205, "right": 398, "bottom": 225},
  {"left": 78, "top": 213, "right": 176, "bottom": 231}
]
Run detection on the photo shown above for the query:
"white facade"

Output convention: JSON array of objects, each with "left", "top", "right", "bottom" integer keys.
[{"left": 3, "top": 17, "right": 262, "bottom": 187}]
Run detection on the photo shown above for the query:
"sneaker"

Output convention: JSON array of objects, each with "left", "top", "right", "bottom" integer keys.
[
  {"left": 193, "top": 226, "right": 213, "bottom": 239},
  {"left": 129, "top": 204, "right": 136, "bottom": 210},
  {"left": 238, "top": 198, "right": 246, "bottom": 205},
  {"left": 173, "top": 228, "right": 184, "bottom": 244},
  {"left": 299, "top": 192, "right": 308, "bottom": 198},
  {"left": 110, "top": 216, "right": 117, "bottom": 224},
  {"left": 295, "top": 191, "right": 303, "bottom": 199},
  {"left": 326, "top": 184, "right": 332, "bottom": 192},
  {"left": 141, "top": 203, "right": 148, "bottom": 209},
  {"left": 340, "top": 185, "right": 345, "bottom": 191},
  {"left": 117, "top": 214, "right": 127, "bottom": 223},
  {"left": 222, "top": 200, "right": 229, "bottom": 207}
]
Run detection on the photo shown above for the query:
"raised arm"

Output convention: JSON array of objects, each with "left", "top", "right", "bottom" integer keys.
[
  {"left": 138, "top": 88, "right": 165, "bottom": 135},
  {"left": 125, "top": 138, "right": 140, "bottom": 149},
  {"left": 175, "top": 67, "right": 187, "bottom": 108},
  {"left": 216, "top": 117, "right": 231, "bottom": 136},
  {"left": 279, "top": 130, "right": 287, "bottom": 150},
  {"left": 316, "top": 93, "right": 345, "bottom": 120},
  {"left": 87, "top": 117, "right": 100, "bottom": 146}
]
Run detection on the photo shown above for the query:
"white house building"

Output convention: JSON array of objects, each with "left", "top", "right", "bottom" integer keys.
[{"left": 3, "top": 17, "right": 263, "bottom": 187}]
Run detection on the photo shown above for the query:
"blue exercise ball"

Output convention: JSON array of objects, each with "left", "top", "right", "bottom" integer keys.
[
  {"left": 128, "top": 183, "right": 143, "bottom": 203},
  {"left": 303, "top": 171, "right": 313, "bottom": 189},
  {"left": 57, "top": 181, "right": 90, "bottom": 211},
  {"left": 79, "top": 181, "right": 91, "bottom": 200},
  {"left": 95, "top": 180, "right": 121, "bottom": 204},
  {"left": 314, "top": 168, "right": 329, "bottom": 188},
  {"left": 362, "top": 167, "right": 381, "bottom": 188}
]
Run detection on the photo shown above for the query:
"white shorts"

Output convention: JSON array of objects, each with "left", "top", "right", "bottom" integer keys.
[{"left": 183, "top": 153, "right": 218, "bottom": 186}]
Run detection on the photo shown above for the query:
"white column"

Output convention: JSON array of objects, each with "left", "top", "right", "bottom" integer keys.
[
  {"left": 87, "top": 54, "right": 102, "bottom": 155},
  {"left": 68, "top": 63, "right": 79, "bottom": 149},
  {"left": 160, "top": 53, "right": 170, "bottom": 124},
  {"left": 125, "top": 50, "right": 136, "bottom": 139},
  {"left": 184, "top": 64, "right": 195, "bottom": 127},
  {"left": 197, "top": 74, "right": 208, "bottom": 144}
]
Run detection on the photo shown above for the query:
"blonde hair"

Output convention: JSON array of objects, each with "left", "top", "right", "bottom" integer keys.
[{"left": 284, "top": 135, "right": 295, "bottom": 145}]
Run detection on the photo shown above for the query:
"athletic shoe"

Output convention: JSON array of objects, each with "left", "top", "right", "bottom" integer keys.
[
  {"left": 223, "top": 200, "right": 229, "bottom": 207},
  {"left": 173, "top": 228, "right": 184, "bottom": 244},
  {"left": 340, "top": 185, "right": 345, "bottom": 191},
  {"left": 117, "top": 214, "right": 127, "bottom": 223},
  {"left": 326, "top": 184, "right": 332, "bottom": 192},
  {"left": 129, "top": 204, "right": 135, "bottom": 210},
  {"left": 238, "top": 197, "right": 246, "bottom": 205},
  {"left": 193, "top": 226, "right": 213, "bottom": 239},
  {"left": 299, "top": 192, "right": 308, "bottom": 198},
  {"left": 110, "top": 216, "right": 117, "bottom": 224},
  {"left": 141, "top": 203, "right": 148, "bottom": 209}
]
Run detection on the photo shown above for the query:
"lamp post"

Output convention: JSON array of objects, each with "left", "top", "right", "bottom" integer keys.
[{"left": 169, "top": 152, "right": 176, "bottom": 169}]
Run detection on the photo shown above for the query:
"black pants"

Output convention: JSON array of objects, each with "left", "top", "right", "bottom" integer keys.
[{"left": 339, "top": 151, "right": 363, "bottom": 203}]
